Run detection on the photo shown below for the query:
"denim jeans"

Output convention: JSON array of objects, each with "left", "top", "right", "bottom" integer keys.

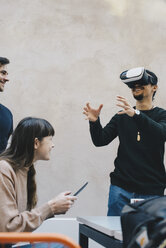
[
  {"left": 15, "top": 244, "right": 66, "bottom": 248},
  {"left": 0, "top": 243, "right": 66, "bottom": 248},
  {"left": 16, "top": 244, "right": 66, "bottom": 248},
  {"left": 107, "top": 184, "right": 161, "bottom": 216}
]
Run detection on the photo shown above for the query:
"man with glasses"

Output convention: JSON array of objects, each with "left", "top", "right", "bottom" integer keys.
[
  {"left": 83, "top": 67, "right": 166, "bottom": 216},
  {"left": 0, "top": 57, "right": 13, "bottom": 153}
]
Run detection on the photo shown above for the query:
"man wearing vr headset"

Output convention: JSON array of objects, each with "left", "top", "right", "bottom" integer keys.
[{"left": 83, "top": 67, "right": 166, "bottom": 216}]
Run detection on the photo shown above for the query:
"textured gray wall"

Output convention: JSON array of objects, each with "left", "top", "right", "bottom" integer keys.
[{"left": 0, "top": 0, "right": 166, "bottom": 216}]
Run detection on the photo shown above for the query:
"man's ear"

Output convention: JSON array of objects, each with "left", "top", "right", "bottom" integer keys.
[
  {"left": 153, "top": 85, "right": 158, "bottom": 93},
  {"left": 34, "top": 138, "right": 40, "bottom": 150}
]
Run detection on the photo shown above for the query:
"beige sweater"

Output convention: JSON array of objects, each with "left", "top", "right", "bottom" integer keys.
[{"left": 0, "top": 160, "right": 54, "bottom": 232}]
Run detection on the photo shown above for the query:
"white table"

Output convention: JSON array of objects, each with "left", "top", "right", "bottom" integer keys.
[{"left": 77, "top": 216, "right": 122, "bottom": 248}]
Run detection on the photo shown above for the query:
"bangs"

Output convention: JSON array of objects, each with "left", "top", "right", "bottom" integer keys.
[{"left": 37, "top": 119, "right": 55, "bottom": 138}]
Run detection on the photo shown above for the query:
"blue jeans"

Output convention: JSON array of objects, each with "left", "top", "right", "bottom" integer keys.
[
  {"left": 10, "top": 243, "right": 66, "bottom": 248},
  {"left": 107, "top": 184, "right": 161, "bottom": 216},
  {"left": 19, "top": 244, "right": 66, "bottom": 248}
]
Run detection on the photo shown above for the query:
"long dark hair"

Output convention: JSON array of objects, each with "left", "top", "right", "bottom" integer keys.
[{"left": 0, "top": 117, "right": 55, "bottom": 210}]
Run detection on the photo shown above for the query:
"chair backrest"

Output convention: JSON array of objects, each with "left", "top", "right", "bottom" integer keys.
[{"left": 0, "top": 232, "right": 81, "bottom": 248}]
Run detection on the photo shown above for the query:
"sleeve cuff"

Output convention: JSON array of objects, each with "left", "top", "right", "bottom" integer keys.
[
  {"left": 89, "top": 117, "right": 100, "bottom": 126},
  {"left": 37, "top": 203, "right": 54, "bottom": 221}
]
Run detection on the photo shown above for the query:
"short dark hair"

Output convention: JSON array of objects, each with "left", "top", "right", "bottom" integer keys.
[
  {"left": 145, "top": 69, "right": 158, "bottom": 100},
  {"left": 146, "top": 69, "right": 158, "bottom": 85},
  {"left": 0, "top": 57, "right": 10, "bottom": 66}
]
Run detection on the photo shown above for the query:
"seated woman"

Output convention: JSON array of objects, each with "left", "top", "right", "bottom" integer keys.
[{"left": 0, "top": 117, "right": 77, "bottom": 247}]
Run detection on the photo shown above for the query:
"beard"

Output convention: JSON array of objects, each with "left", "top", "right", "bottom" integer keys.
[{"left": 133, "top": 93, "right": 144, "bottom": 100}]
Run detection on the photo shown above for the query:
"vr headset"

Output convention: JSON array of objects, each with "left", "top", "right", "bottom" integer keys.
[{"left": 120, "top": 67, "right": 157, "bottom": 88}]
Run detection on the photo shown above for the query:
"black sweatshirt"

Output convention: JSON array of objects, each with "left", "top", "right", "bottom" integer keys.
[
  {"left": 0, "top": 103, "right": 13, "bottom": 153},
  {"left": 89, "top": 107, "right": 166, "bottom": 195}
]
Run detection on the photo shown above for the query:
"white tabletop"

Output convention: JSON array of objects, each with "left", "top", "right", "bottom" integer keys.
[{"left": 77, "top": 216, "right": 122, "bottom": 241}]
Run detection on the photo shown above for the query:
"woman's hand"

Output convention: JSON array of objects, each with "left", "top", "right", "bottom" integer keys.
[{"left": 48, "top": 191, "right": 77, "bottom": 215}]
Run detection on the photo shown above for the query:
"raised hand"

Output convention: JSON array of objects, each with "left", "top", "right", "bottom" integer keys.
[
  {"left": 116, "top": 95, "right": 135, "bottom": 117},
  {"left": 48, "top": 191, "right": 77, "bottom": 215},
  {"left": 83, "top": 103, "right": 103, "bottom": 122}
]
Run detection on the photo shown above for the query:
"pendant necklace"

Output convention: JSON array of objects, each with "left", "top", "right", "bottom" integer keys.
[
  {"left": 136, "top": 105, "right": 155, "bottom": 142},
  {"left": 137, "top": 132, "right": 140, "bottom": 141}
]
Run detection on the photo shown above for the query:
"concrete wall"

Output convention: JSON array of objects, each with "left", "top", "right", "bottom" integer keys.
[{"left": 0, "top": 0, "right": 166, "bottom": 217}]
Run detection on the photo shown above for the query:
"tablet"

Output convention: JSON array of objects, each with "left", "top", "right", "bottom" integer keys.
[{"left": 73, "top": 182, "right": 88, "bottom": 196}]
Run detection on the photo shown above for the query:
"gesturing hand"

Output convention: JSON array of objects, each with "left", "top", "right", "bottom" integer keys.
[
  {"left": 116, "top": 95, "right": 135, "bottom": 117},
  {"left": 83, "top": 103, "right": 103, "bottom": 122},
  {"left": 48, "top": 191, "right": 77, "bottom": 215}
]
